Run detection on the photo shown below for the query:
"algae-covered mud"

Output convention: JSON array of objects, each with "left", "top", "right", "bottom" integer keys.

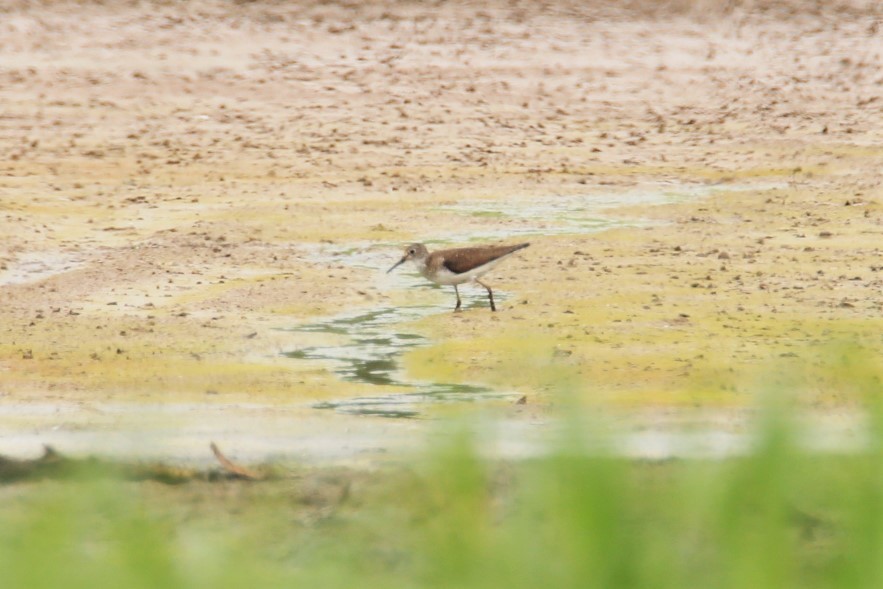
[{"left": 1, "top": 0, "right": 881, "bottom": 462}]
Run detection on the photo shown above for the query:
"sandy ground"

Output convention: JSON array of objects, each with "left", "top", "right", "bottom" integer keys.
[{"left": 1, "top": 0, "right": 882, "bottom": 460}]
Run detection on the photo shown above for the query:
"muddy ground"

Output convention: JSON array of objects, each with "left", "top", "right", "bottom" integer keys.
[{"left": 1, "top": 0, "right": 882, "bottom": 460}]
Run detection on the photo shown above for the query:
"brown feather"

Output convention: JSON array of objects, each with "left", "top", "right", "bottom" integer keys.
[{"left": 438, "top": 243, "right": 529, "bottom": 275}]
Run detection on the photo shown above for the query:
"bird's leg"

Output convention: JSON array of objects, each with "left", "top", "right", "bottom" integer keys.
[
  {"left": 476, "top": 279, "right": 496, "bottom": 312},
  {"left": 453, "top": 284, "right": 462, "bottom": 312}
]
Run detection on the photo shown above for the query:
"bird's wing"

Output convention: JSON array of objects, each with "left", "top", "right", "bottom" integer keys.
[{"left": 441, "top": 244, "right": 528, "bottom": 275}]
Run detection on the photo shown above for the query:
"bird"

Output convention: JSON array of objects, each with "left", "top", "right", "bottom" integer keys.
[{"left": 387, "top": 242, "right": 529, "bottom": 312}]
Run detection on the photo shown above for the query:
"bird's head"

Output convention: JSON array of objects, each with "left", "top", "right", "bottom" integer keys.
[{"left": 387, "top": 243, "right": 429, "bottom": 273}]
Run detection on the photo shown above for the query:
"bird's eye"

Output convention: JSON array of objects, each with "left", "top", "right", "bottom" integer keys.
[{"left": 408, "top": 248, "right": 415, "bottom": 254}]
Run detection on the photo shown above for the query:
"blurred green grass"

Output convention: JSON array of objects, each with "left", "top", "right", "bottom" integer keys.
[{"left": 3, "top": 404, "right": 883, "bottom": 589}]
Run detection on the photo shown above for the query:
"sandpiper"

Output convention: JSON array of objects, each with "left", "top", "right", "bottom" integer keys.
[{"left": 387, "top": 242, "right": 529, "bottom": 312}]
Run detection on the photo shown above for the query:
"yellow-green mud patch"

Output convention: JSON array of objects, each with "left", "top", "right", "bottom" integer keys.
[
  {"left": 0, "top": 311, "right": 389, "bottom": 403},
  {"left": 400, "top": 222, "right": 883, "bottom": 409}
]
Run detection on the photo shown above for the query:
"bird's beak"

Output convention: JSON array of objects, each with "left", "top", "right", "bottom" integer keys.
[{"left": 387, "top": 256, "right": 407, "bottom": 274}]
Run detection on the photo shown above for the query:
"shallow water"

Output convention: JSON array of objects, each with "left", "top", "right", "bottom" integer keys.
[
  {"left": 437, "top": 181, "right": 782, "bottom": 240},
  {"left": 282, "top": 305, "right": 518, "bottom": 418}
]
